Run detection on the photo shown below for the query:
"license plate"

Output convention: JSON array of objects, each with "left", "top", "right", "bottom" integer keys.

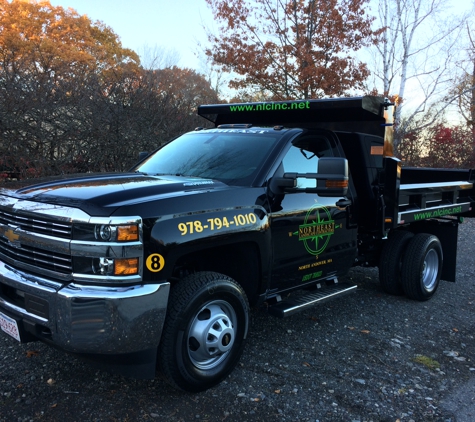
[{"left": 0, "top": 311, "right": 21, "bottom": 342}]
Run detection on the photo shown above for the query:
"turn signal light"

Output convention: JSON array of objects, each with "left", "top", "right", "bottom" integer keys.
[
  {"left": 117, "top": 225, "right": 139, "bottom": 241},
  {"left": 114, "top": 258, "right": 139, "bottom": 275},
  {"left": 326, "top": 180, "right": 348, "bottom": 188}
]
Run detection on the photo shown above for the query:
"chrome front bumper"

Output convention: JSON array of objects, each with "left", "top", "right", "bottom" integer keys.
[{"left": 0, "top": 260, "right": 170, "bottom": 355}]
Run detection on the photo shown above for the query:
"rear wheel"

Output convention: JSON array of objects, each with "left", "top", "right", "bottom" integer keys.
[
  {"left": 379, "top": 230, "right": 414, "bottom": 295},
  {"left": 158, "top": 271, "right": 250, "bottom": 392},
  {"left": 401, "top": 233, "right": 443, "bottom": 301}
]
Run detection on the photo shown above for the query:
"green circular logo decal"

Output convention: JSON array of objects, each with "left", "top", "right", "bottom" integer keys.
[{"left": 298, "top": 205, "right": 335, "bottom": 255}]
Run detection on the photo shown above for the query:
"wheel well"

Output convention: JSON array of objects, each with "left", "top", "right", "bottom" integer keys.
[{"left": 172, "top": 242, "right": 261, "bottom": 305}]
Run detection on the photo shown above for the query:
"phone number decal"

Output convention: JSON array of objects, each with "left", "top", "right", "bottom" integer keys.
[{"left": 178, "top": 213, "right": 257, "bottom": 236}]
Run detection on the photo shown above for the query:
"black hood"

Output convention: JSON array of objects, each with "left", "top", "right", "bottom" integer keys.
[{"left": 0, "top": 172, "right": 230, "bottom": 215}]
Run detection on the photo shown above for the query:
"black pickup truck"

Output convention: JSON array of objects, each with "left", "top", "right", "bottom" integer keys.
[{"left": 0, "top": 96, "right": 474, "bottom": 392}]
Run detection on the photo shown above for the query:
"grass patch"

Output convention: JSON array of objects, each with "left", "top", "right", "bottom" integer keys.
[{"left": 412, "top": 354, "right": 440, "bottom": 370}]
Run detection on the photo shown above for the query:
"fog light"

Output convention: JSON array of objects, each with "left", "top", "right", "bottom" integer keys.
[{"left": 92, "top": 257, "right": 114, "bottom": 275}]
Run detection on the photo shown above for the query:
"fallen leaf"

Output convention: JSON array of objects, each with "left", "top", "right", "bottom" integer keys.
[
  {"left": 26, "top": 350, "right": 39, "bottom": 358},
  {"left": 360, "top": 330, "right": 370, "bottom": 334},
  {"left": 51, "top": 403, "right": 57, "bottom": 408},
  {"left": 453, "top": 328, "right": 459, "bottom": 332},
  {"left": 274, "top": 389, "right": 281, "bottom": 394},
  {"left": 303, "top": 362, "right": 311, "bottom": 367}
]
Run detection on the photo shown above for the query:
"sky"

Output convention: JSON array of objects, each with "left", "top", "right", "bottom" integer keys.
[
  {"left": 48, "top": 0, "right": 472, "bottom": 73},
  {"left": 49, "top": 0, "right": 215, "bottom": 71},
  {"left": 48, "top": 0, "right": 472, "bottom": 113}
]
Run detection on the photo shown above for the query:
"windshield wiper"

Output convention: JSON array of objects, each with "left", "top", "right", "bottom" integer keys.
[{"left": 153, "top": 173, "right": 188, "bottom": 177}]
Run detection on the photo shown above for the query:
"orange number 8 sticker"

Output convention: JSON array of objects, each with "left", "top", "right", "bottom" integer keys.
[{"left": 146, "top": 254, "right": 165, "bottom": 272}]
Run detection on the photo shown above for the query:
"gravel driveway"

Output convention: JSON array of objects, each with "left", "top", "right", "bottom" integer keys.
[{"left": 2, "top": 219, "right": 475, "bottom": 421}]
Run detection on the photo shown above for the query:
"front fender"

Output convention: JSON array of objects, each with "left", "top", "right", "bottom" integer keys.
[{"left": 144, "top": 205, "right": 271, "bottom": 280}]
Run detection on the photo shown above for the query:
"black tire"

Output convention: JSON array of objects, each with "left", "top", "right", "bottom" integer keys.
[
  {"left": 401, "top": 233, "right": 443, "bottom": 301},
  {"left": 379, "top": 230, "right": 414, "bottom": 295},
  {"left": 158, "top": 271, "right": 250, "bottom": 392}
]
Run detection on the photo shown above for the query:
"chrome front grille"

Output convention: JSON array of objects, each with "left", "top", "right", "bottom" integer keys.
[
  {"left": 0, "top": 203, "right": 74, "bottom": 280},
  {"left": 0, "top": 236, "right": 72, "bottom": 274},
  {"left": 0, "top": 209, "right": 72, "bottom": 239}
]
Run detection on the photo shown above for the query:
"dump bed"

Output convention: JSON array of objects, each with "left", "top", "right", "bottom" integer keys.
[{"left": 199, "top": 96, "right": 475, "bottom": 234}]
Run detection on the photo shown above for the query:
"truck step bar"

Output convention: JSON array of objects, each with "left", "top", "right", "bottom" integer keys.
[{"left": 268, "top": 281, "right": 357, "bottom": 318}]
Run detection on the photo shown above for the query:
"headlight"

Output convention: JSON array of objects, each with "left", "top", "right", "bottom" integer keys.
[
  {"left": 73, "top": 223, "right": 140, "bottom": 242},
  {"left": 71, "top": 217, "right": 142, "bottom": 281},
  {"left": 95, "top": 225, "right": 112, "bottom": 241}
]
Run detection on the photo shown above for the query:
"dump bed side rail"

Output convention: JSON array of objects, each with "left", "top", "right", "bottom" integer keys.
[
  {"left": 382, "top": 159, "right": 475, "bottom": 233},
  {"left": 397, "top": 181, "right": 474, "bottom": 224}
]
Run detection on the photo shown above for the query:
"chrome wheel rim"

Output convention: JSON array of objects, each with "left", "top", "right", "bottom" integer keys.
[
  {"left": 187, "top": 300, "right": 237, "bottom": 370},
  {"left": 422, "top": 249, "right": 439, "bottom": 291}
]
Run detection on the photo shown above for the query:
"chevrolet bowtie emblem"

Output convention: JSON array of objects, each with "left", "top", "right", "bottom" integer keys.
[{"left": 3, "top": 228, "right": 19, "bottom": 243}]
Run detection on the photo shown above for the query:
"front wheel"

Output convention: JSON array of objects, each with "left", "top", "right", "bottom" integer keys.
[
  {"left": 401, "top": 233, "right": 443, "bottom": 301},
  {"left": 158, "top": 272, "right": 250, "bottom": 392}
]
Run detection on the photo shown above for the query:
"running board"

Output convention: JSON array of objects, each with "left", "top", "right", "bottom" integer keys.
[{"left": 268, "top": 282, "right": 357, "bottom": 318}]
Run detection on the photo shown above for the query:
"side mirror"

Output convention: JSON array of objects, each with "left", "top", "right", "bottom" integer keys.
[
  {"left": 269, "top": 157, "right": 349, "bottom": 197},
  {"left": 315, "top": 157, "right": 349, "bottom": 197}
]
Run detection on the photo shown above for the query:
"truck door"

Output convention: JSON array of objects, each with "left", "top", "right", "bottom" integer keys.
[{"left": 268, "top": 131, "right": 357, "bottom": 291}]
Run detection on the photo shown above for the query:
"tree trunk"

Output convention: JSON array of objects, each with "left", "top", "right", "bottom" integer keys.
[{"left": 471, "top": 58, "right": 475, "bottom": 166}]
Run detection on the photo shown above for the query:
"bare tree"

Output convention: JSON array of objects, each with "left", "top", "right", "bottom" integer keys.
[
  {"left": 137, "top": 44, "right": 181, "bottom": 70},
  {"left": 368, "top": 0, "right": 466, "bottom": 148},
  {"left": 451, "top": 23, "right": 475, "bottom": 151}
]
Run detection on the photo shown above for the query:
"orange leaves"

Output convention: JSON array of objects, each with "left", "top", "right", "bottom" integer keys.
[
  {"left": 0, "top": 1, "right": 221, "bottom": 181},
  {"left": 152, "top": 66, "right": 219, "bottom": 110},
  {"left": 205, "top": 0, "right": 379, "bottom": 99},
  {"left": 0, "top": 0, "right": 139, "bottom": 77}
]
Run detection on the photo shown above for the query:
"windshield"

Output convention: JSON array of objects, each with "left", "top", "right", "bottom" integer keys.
[{"left": 134, "top": 129, "right": 280, "bottom": 186}]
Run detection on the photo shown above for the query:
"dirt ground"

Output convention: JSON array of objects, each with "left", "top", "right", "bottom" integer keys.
[{"left": 2, "top": 219, "right": 475, "bottom": 421}]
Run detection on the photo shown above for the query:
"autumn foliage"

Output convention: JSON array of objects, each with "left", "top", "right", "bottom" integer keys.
[
  {"left": 398, "top": 125, "right": 475, "bottom": 169},
  {"left": 0, "top": 0, "right": 473, "bottom": 180},
  {"left": 205, "top": 0, "right": 381, "bottom": 100},
  {"left": 0, "top": 0, "right": 139, "bottom": 75},
  {"left": 426, "top": 125, "right": 475, "bottom": 168},
  {"left": 0, "top": 0, "right": 217, "bottom": 179}
]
